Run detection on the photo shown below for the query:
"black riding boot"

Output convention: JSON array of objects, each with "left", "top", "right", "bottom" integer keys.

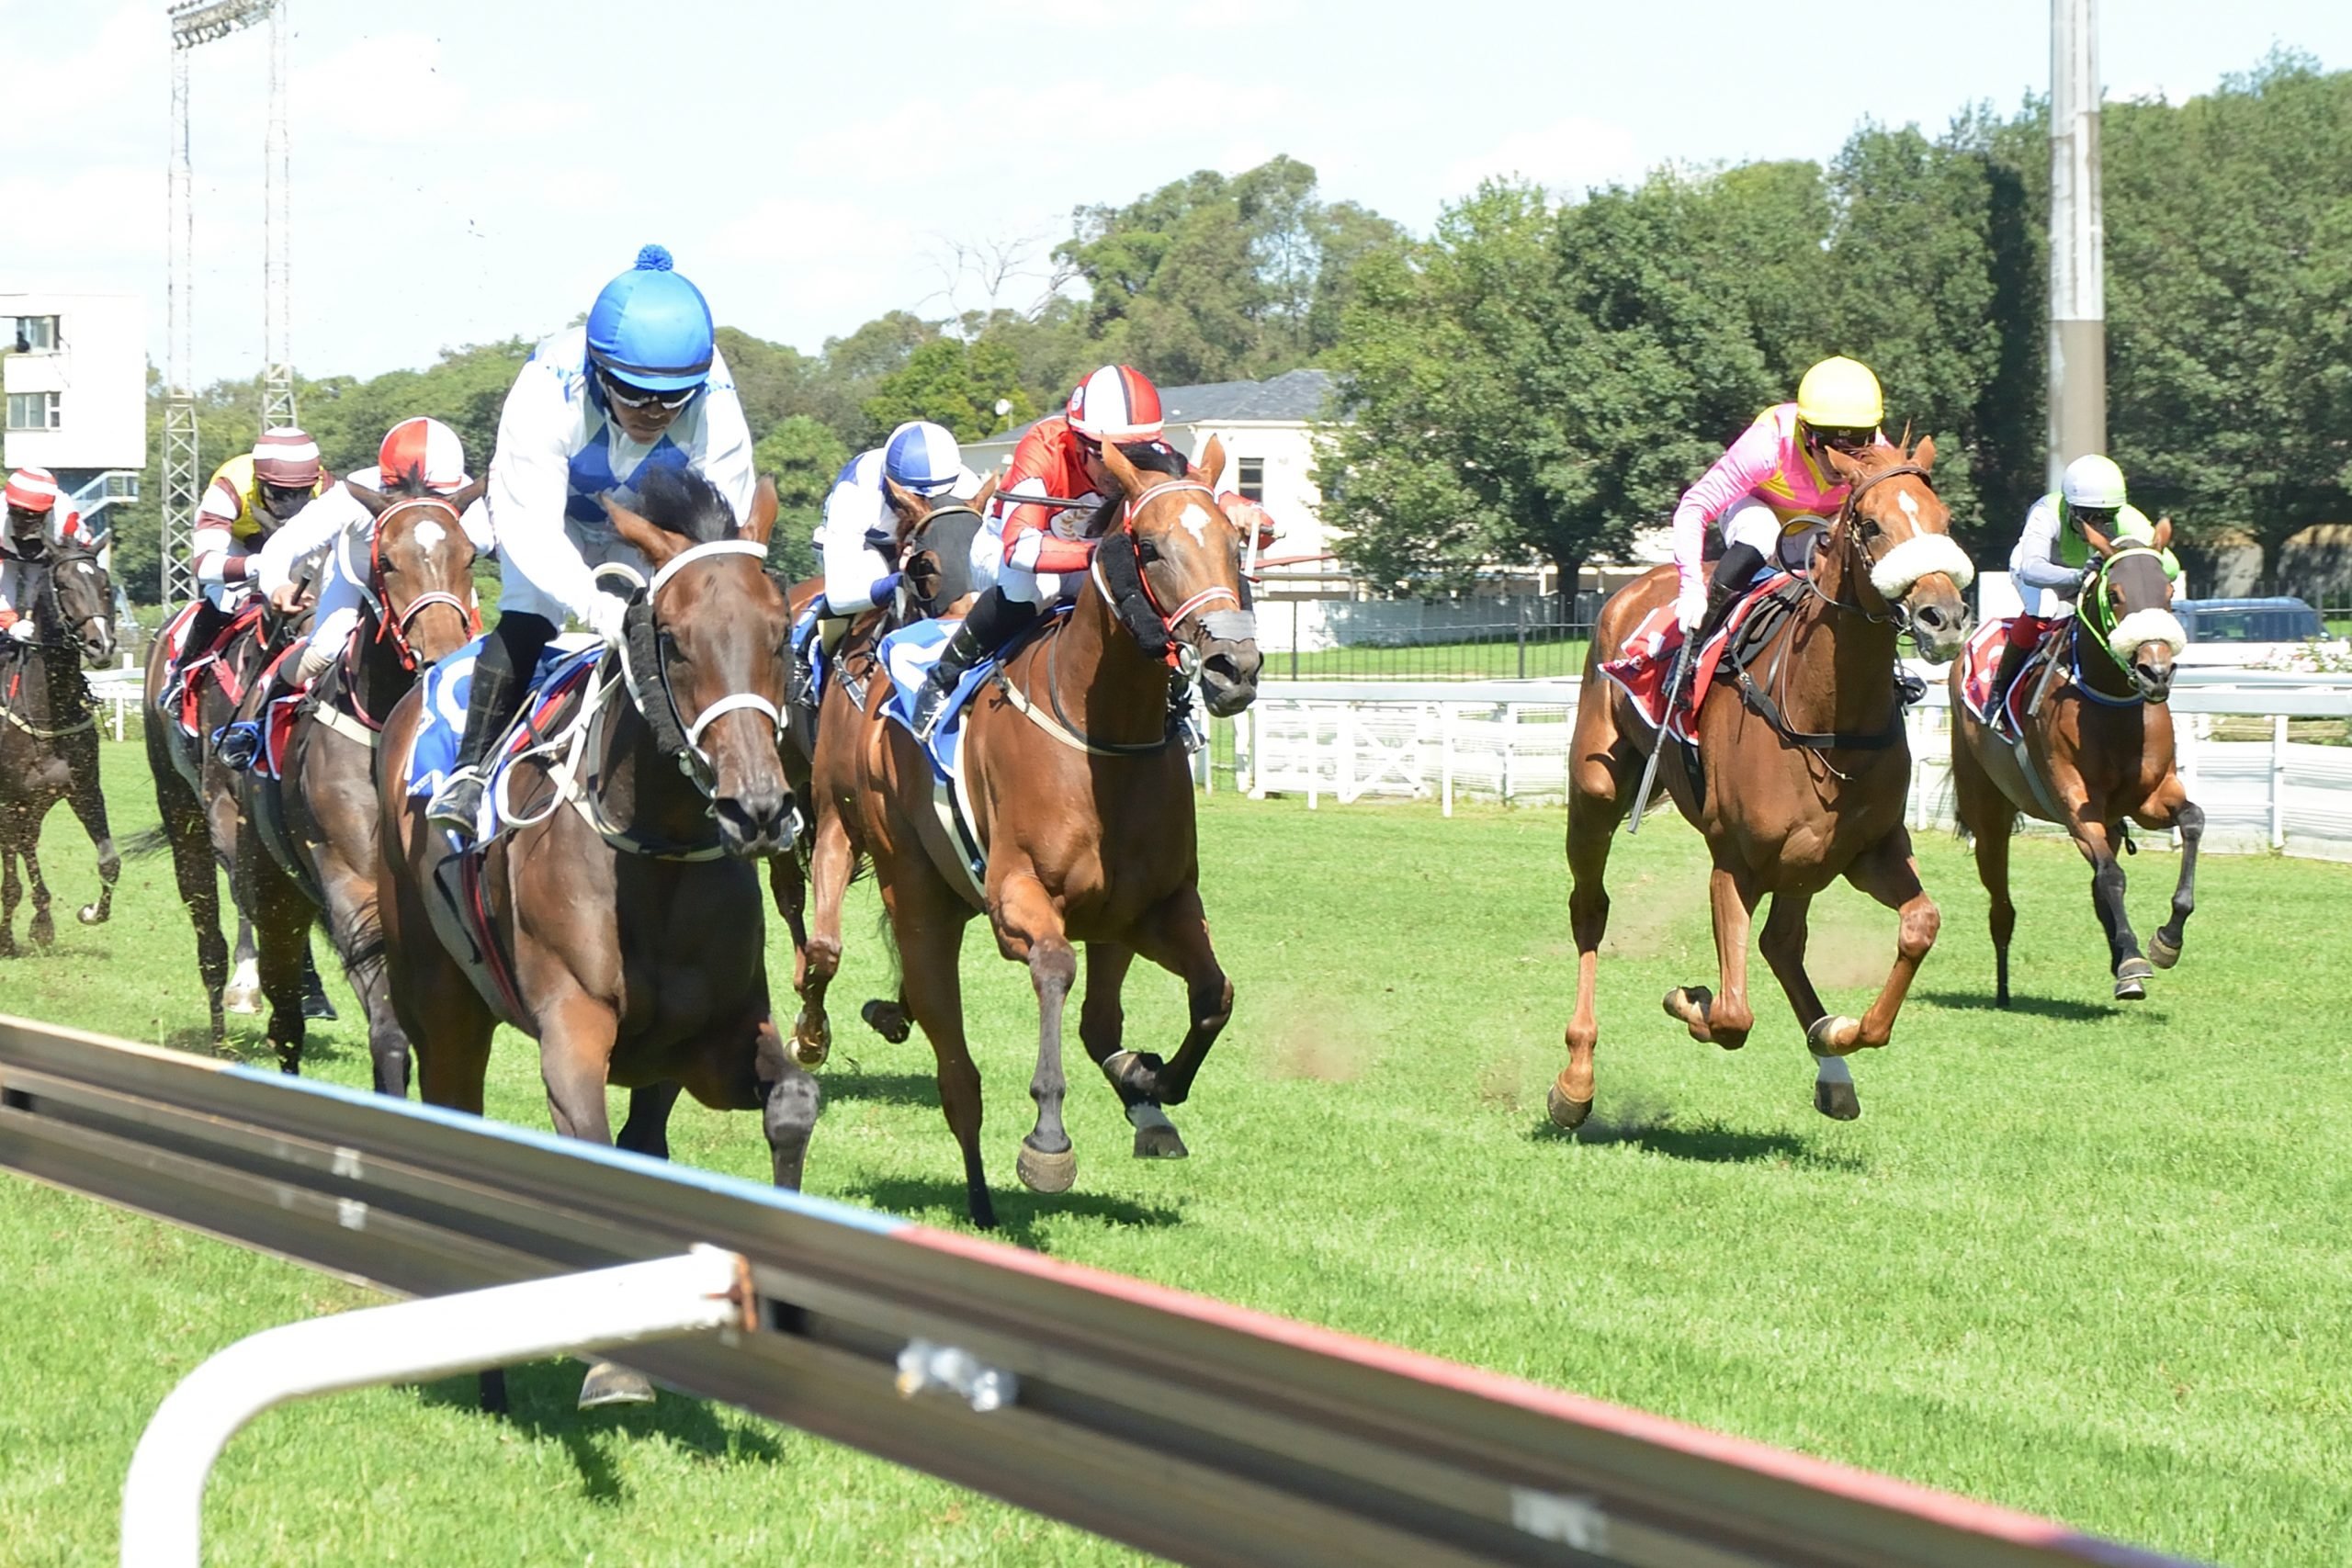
[
  {"left": 1693, "top": 541, "right": 1768, "bottom": 646},
  {"left": 787, "top": 596, "right": 831, "bottom": 709},
  {"left": 910, "top": 588, "right": 1038, "bottom": 740},
  {"left": 184, "top": 597, "right": 233, "bottom": 660},
  {"left": 425, "top": 613, "right": 552, "bottom": 831}
]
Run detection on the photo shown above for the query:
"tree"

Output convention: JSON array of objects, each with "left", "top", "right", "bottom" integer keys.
[
  {"left": 752, "top": 414, "right": 844, "bottom": 582},
  {"left": 861, "top": 338, "right": 1038, "bottom": 444}
]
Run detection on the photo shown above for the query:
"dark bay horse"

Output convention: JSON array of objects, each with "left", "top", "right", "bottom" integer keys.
[
  {"left": 1557, "top": 437, "right": 1974, "bottom": 1127},
  {"left": 1949, "top": 521, "right": 2200, "bottom": 1003},
  {"left": 798, "top": 438, "right": 1261, "bottom": 1226},
  {"left": 235, "top": 474, "right": 485, "bottom": 1079},
  {"left": 376, "top": 468, "right": 819, "bottom": 1404},
  {"left": 0, "top": 544, "right": 120, "bottom": 952}
]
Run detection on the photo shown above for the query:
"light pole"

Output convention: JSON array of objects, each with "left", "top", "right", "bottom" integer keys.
[{"left": 2048, "top": 0, "right": 2106, "bottom": 488}]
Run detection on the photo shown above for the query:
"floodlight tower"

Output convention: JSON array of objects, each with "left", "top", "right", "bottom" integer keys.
[
  {"left": 163, "top": 0, "right": 293, "bottom": 607},
  {"left": 2048, "top": 0, "right": 2105, "bottom": 487}
]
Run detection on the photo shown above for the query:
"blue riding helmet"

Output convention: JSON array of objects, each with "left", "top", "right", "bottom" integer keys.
[
  {"left": 585, "top": 244, "right": 715, "bottom": 393},
  {"left": 884, "top": 422, "right": 964, "bottom": 497}
]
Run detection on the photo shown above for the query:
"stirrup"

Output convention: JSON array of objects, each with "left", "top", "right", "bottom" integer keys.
[
  {"left": 212, "top": 721, "right": 264, "bottom": 773},
  {"left": 426, "top": 767, "right": 485, "bottom": 833},
  {"left": 910, "top": 676, "right": 957, "bottom": 742}
]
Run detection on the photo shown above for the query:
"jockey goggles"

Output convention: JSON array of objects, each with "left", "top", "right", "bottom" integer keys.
[{"left": 597, "top": 367, "right": 697, "bottom": 412}]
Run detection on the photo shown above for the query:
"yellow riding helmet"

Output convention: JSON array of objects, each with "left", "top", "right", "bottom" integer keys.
[{"left": 1795, "top": 356, "right": 1884, "bottom": 430}]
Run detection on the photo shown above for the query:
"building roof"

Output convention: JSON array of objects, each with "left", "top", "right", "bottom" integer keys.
[{"left": 969, "top": 367, "right": 1339, "bottom": 454}]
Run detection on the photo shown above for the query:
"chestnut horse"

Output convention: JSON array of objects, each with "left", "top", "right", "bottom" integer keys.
[
  {"left": 1948, "top": 523, "right": 2200, "bottom": 1004},
  {"left": 376, "top": 468, "right": 818, "bottom": 1404},
  {"left": 798, "top": 439, "right": 1260, "bottom": 1226},
  {"left": 1556, "top": 437, "right": 1974, "bottom": 1127},
  {"left": 0, "top": 542, "right": 120, "bottom": 952},
  {"left": 233, "top": 473, "right": 485, "bottom": 1080}
]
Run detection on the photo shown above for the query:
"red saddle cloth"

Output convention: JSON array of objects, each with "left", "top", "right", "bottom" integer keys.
[
  {"left": 162, "top": 601, "right": 266, "bottom": 738},
  {"left": 1957, "top": 615, "right": 2052, "bottom": 734},
  {"left": 1600, "top": 573, "right": 1794, "bottom": 741}
]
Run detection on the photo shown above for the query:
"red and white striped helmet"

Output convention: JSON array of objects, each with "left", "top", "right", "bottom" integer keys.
[
  {"left": 378, "top": 416, "right": 468, "bottom": 494},
  {"left": 253, "top": 426, "right": 322, "bottom": 488},
  {"left": 5, "top": 466, "right": 62, "bottom": 513},
  {"left": 1066, "top": 365, "right": 1164, "bottom": 445}
]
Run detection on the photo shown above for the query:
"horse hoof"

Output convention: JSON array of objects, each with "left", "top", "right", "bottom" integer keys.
[
  {"left": 1805, "top": 1015, "right": 1864, "bottom": 1056},
  {"left": 860, "top": 999, "right": 911, "bottom": 1044},
  {"left": 2114, "top": 976, "right": 2147, "bottom": 1001},
  {"left": 223, "top": 989, "right": 262, "bottom": 1016},
  {"left": 1126, "top": 1103, "right": 1188, "bottom": 1159},
  {"left": 1814, "top": 1079, "right": 1862, "bottom": 1121},
  {"left": 76, "top": 904, "right": 104, "bottom": 926},
  {"left": 30, "top": 919, "right": 54, "bottom": 950},
  {"left": 2148, "top": 934, "right": 2181, "bottom": 970},
  {"left": 1662, "top": 986, "right": 1721, "bottom": 1043},
  {"left": 788, "top": 1017, "right": 831, "bottom": 1069},
  {"left": 1016, "top": 1140, "right": 1077, "bottom": 1194},
  {"left": 301, "top": 992, "right": 337, "bottom": 1022},
  {"left": 1546, "top": 1080, "right": 1593, "bottom": 1131},
  {"left": 577, "top": 1362, "right": 655, "bottom": 1408}
]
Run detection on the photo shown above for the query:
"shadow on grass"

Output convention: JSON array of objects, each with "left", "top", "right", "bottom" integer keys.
[
  {"left": 413, "top": 1359, "right": 785, "bottom": 1502},
  {"left": 1535, "top": 1114, "right": 1866, "bottom": 1171},
  {"left": 819, "top": 1068, "right": 941, "bottom": 1109},
  {"left": 1916, "top": 989, "right": 2120, "bottom": 1023},
  {"left": 839, "top": 1174, "right": 1184, "bottom": 1248}
]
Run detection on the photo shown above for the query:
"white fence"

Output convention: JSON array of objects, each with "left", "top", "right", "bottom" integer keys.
[{"left": 1231, "top": 671, "right": 2352, "bottom": 863}]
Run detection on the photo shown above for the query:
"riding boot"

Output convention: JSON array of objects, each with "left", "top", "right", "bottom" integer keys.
[
  {"left": 786, "top": 597, "right": 831, "bottom": 710},
  {"left": 1693, "top": 542, "right": 1768, "bottom": 648},
  {"left": 910, "top": 587, "right": 1039, "bottom": 741},
  {"left": 1987, "top": 632, "right": 2035, "bottom": 737},
  {"left": 426, "top": 613, "right": 551, "bottom": 833},
  {"left": 184, "top": 597, "right": 232, "bottom": 661}
]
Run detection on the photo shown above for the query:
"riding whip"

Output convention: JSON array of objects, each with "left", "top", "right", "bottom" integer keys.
[{"left": 1627, "top": 636, "right": 1693, "bottom": 836}]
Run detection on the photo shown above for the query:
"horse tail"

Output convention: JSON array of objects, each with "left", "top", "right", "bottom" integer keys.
[{"left": 119, "top": 825, "right": 175, "bottom": 860}]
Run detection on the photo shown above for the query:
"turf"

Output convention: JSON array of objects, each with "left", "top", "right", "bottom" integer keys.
[{"left": 5, "top": 739, "right": 2350, "bottom": 1565}]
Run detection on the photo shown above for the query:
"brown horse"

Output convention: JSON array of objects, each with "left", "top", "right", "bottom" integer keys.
[
  {"left": 1556, "top": 437, "right": 1974, "bottom": 1127},
  {"left": 233, "top": 473, "right": 486, "bottom": 1081},
  {"left": 376, "top": 468, "right": 818, "bottom": 1401},
  {"left": 797, "top": 438, "right": 1261, "bottom": 1227},
  {"left": 1948, "top": 522, "right": 2200, "bottom": 1004},
  {"left": 0, "top": 542, "right": 121, "bottom": 952}
]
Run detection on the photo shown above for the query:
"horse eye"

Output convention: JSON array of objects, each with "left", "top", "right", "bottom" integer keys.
[{"left": 1136, "top": 538, "right": 1159, "bottom": 562}]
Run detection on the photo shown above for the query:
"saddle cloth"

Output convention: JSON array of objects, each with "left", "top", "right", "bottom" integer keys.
[
  {"left": 159, "top": 601, "right": 265, "bottom": 738},
  {"left": 405, "top": 634, "right": 605, "bottom": 841},
  {"left": 1599, "top": 572, "right": 1794, "bottom": 742},
  {"left": 1957, "top": 615, "right": 2052, "bottom": 734}
]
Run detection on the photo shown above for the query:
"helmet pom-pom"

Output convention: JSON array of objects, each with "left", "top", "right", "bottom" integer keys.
[{"left": 634, "top": 243, "right": 674, "bottom": 272}]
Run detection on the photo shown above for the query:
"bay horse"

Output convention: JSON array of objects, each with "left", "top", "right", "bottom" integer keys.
[
  {"left": 1948, "top": 521, "right": 2199, "bottom": 1004},
  {"left": 797, "top": 438, "right": 1261, "bottom": 1227},
  {"left": 376, "top": 468, "right": 818, "bottom": 1405},
  {"left": 0, "top": 542, "right": 121, "bottom": 952},
  {"left": 1555, "top": 437, "right": 1974, "bottom": 1128},
  {"left": 233, "top": 472, "right": 486, "bottom": 1079}
]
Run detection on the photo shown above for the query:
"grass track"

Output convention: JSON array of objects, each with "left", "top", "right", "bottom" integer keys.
[{"left": 4, "top": 744, "right": 2350, "bottom": 1564}]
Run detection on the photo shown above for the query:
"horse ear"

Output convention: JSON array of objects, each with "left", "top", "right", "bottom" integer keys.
[
  {"left": 1194, "top": 435, "right": 1226, "bottom": 491},
  {"left": 345, "top": 481, "right": 393, "bottom": 520},
  {"left": 447, "top": 477, "right": 488, "bottom": 514},
  {"left": 883, "top": 478, "right": 929, "bottom": 540},
  {"left": 1899, "top": 420, "right": 1914, "bottom": 453},
  {"left": 969, "top": 472, "right": 1000, "bottom": 513},
  {"left": 2078, "top": 516, "right": 2117, "bottom": 558},
  {"left": 1911, "top": 434, "right": 1936, "bottom": 472},
  {"left": 599, "top": 493, "right": 685, "bottom": 570},
  {"left": 1822, "top": 446, "right": 1866, "bottom": 486},
  {"left": 2151, "top": 514, "right": 2173, "bottom": 552},
  {"left": 1099, "top": 440, "right": 1145, "bottom": 499},
  {"left": 740, "top": 475, "right": 778, "bottom": 547}
]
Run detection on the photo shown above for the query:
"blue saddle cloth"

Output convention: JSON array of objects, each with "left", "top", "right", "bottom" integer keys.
[
  {"left": 877, "top": 619, "right": 996, "bottom": 779},
  {"left": 405, "top": 637, "right": 605, "bottom": 835}
]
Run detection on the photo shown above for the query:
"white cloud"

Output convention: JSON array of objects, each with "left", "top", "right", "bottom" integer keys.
[{"left": 1442, "top": 116, "right": 1646, "bottom": 199}]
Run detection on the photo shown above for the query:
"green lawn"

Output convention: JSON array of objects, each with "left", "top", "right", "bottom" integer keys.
[{"left": 6, "top": 743, "right": 2351, "bottom": 1564}]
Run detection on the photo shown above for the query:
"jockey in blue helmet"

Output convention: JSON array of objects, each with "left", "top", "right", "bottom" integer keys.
[
  {"left": 786, "top": 420, "right": 976, "bottom": 708},
  {"left": 427, "top": 244, "right": 754, "bottom": 833}
]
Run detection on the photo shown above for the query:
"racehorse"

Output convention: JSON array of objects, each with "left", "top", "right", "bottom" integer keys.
[
  {"left": 376, "top": 468, "right": 819, "bottom": 1405},
  {"left": 0, "top": 543, "right": 120, "bottom": 952},
  {"left": 233, "top": 472, "right": 485, "bottom": 1079},
  {"left": 1555, "top": 436, "right": 1974, "bottom": 1127},
  {"left": 797, "top": 438, "right": 1260, "bottom": 1227},
  {"left": 1948, "top": 519, "right": 2199, "bottom": 1004}
]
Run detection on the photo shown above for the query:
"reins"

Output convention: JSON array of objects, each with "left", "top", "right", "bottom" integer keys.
[{"left": 345, "top": 496, "right": 481, "bottom": 674}]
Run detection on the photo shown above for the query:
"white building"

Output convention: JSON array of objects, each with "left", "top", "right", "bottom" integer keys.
[{"left": 2, "top": 290, "right": 147, "bottom": 530}]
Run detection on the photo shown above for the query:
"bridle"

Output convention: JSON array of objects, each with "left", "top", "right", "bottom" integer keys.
[
  {"left": 345, "top": 496, "right": 480, "bottom": 671},
  {"left": 2070, "top": 543, "right": 2175, "bottom": 703},
  {"left": 619, "top": 538, "right": 786, "bottom": 798},
  {"left": 1091, "top": 479, "right": 1258, "bottom": 669}
]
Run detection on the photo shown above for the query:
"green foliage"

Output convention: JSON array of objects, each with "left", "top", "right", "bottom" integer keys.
[
  {"left": 751, "top": 414, "right": 844, "bottom": 581},
  {"left": 862, "top": 338, "right": 1038, "bottom": 445}
]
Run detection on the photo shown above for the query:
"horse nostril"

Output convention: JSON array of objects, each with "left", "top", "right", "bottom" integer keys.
[{"left": 1915, "top": 605, "right": 1946, "bottom": 632}]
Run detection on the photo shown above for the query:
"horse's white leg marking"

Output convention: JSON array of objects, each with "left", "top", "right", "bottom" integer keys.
[{"left": 1813, "top": 1054, "right": 1853, "bottom": 1085}]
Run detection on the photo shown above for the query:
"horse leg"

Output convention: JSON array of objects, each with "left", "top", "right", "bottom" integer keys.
[
  {"left": 1556, "top": 749, "right": 1633, "bottom": 1127},
  {"left": 1126, "top": 886, "right": 1234, "bottom": 1116},
  {"left": 1078, "top": 942, "right": 1184, "bottom": 1159},
  {"left": 0, "top": 840, "right": 21, "bottom": 959},
  {"left": 224, "top": 913, "right": 262, "bottom": 1016},
  {"left": 157, "top": 789, "right": 230, "bottom": 1042},
  {"left": 64, "top": 733, "right": 118, "bottom": 926},
  {"left": 1947, "top": 726, "right": 2017, "bottom": 1006},
  {"left": 535, "top": 990, "right": 656, "bottom": 1409},
  {"left": 1665, "top": 858, "right": 1761, "bottom": 1050},
  {"left": 615, "top": 1082, "right": 682, "bottom": 1159},
  {"left": 17, "top": 829, "right": 52, "bottom": 948},
  {"left": 2143, "top": 785, "right": 2203, "bottom": 970},
  {"left": 1757, "top": 889, "right": 1858, "bottom": 1121},
  {"left": 754, "top": 1017, "right": 823, "bottom": 1190},
  {"left": 890, "top": 882, "right": 991, "bottom": 1227},
  {"left": 247, "top": 850, "right": 314, "bottom": 1075},
  {"left": 790, "top": 809, "right": 854, "bottom": 1067},
  {"left": 989, "top": 869, "right": 1080, "bottom": 1195},
  {"left": 2066, "top": 818, "right": 2148, "bottom": 998},
  {"left": 1817, "top": 828, "right": 1942, "bottom": 1055}
]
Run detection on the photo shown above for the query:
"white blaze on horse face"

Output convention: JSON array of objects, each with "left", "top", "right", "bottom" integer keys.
[
  {"left": 1178, "top": 503, "right": 1212, "bottom": 549},
  {"left": 1895, "top": 490, "right": 1921, "bottom": 525},
  {"left": 413, "top": 520, "right": 447, "bottom": 552}
]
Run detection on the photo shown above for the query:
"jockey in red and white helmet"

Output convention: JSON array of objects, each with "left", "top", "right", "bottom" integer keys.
[
  {"left": 0, "top": 468, "right": 93, "bottom": 640},
  {"left": 909, "top": 365, "right": 1168, "bottom": 739}
]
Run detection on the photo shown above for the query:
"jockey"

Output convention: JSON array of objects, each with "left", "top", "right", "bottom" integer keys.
[
  {"left": 188, "top": 427, "right": 327, "bottom": 651},
  {"left": 786, "top": 420, "right": 972, "bottom": 707},
  {"left": 425, "top": 244, "right": 753, "bottom": 831},
  {"left": 910, "top": 364, "right": 1163, "bottom": 739},
  {"left": 1992, "top": 453, "right": 2177, "bottom": 708},
  {"left": 1670, "top": 356, "right": 1887, "bottom": 640},
  {"left": 254, "top": 417, "right": 493, "bottom": 686},
  {"left": 0, "top": 467, "right": 90, "bottom": 642}
]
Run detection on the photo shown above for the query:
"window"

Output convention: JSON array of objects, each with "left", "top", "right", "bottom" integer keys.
[
  {"left": 6, "top": 391, "right": 61, "bottom": 431},
  {"left": 12, "top": 316, "right": 59, "bottom": 354},
  {"left": 1237, "top": 457, "right": 1265, "bottom": 502}
]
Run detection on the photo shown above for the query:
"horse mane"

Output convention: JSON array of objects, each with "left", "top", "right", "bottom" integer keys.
[
  {"left": 379, "top": 466, "right": 441, "bottom": 501},
  {"left": 630, "top": 466, "right": 740, "bottom": 544},
  {"left": 1085, "top": 441, "right": 1193, "bottom": 535}
]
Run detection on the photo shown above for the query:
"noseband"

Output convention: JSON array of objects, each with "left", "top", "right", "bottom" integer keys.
[
  {"left": 1096, "top": 481, "right": 1258, "bottom": 668},
  {"left": 622, "top": 538, "right": 785, "bottom": 796},
  {"left": 350, "top": 496, "right": 480, "bottom": 671}
]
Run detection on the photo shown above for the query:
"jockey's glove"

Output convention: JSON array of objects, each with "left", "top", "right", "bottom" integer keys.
[
  {"left": 6, "top": 619, "right": 33, "bottom": 643},
  {"left": 1675, "top": 584, "right": 1707, "bottom": 632},
  {"left": 583, "top": 593, "right": 629, "bottom": 649}
]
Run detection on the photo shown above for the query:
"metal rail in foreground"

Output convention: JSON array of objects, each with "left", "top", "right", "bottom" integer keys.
[{"left": 0, "top": 1018, "right": 2195, "bottom": 1568}]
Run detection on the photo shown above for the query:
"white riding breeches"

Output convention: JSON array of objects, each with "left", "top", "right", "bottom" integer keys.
[
  {"left": 1721, "top": 497, "right": 1828, "bottom": 572},
  {"left": 498, "top": 525, "right": 650, "bottom": 626},
  {"left": 967, "top": 526, "right": 1069, "bottom": 609}
]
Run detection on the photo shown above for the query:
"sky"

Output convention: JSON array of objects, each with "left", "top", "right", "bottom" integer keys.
[{"left": 7, "top": 0, "right": 2347, "bottom": 385}]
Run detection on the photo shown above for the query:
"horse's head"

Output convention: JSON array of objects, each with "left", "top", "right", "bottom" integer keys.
[
  {"left": 45, "top": 545, "right": 115, "bottom": 666},
  {"left": 346, "top": 473, "right": 487, "bottom": 669},
  {"left": 1822, "top": 435, "right": 1975, "bottom": 660},
  {"left": 881, "top": 474, "right": 996, "bottom": 618},
  {"left": 2078, "top": 514, "right": 2186, "bottom": 702},
  {"left": 1098, "top": 436, "right": 1262, "bottom": 716},
  {"left": 604, "top": 470, "right": 797, "bottom": 859}
]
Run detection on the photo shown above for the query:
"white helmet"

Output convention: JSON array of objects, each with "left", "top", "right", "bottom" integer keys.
[{"left": 2061, "top": 454, "right": 2127, "bottom": 511}]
